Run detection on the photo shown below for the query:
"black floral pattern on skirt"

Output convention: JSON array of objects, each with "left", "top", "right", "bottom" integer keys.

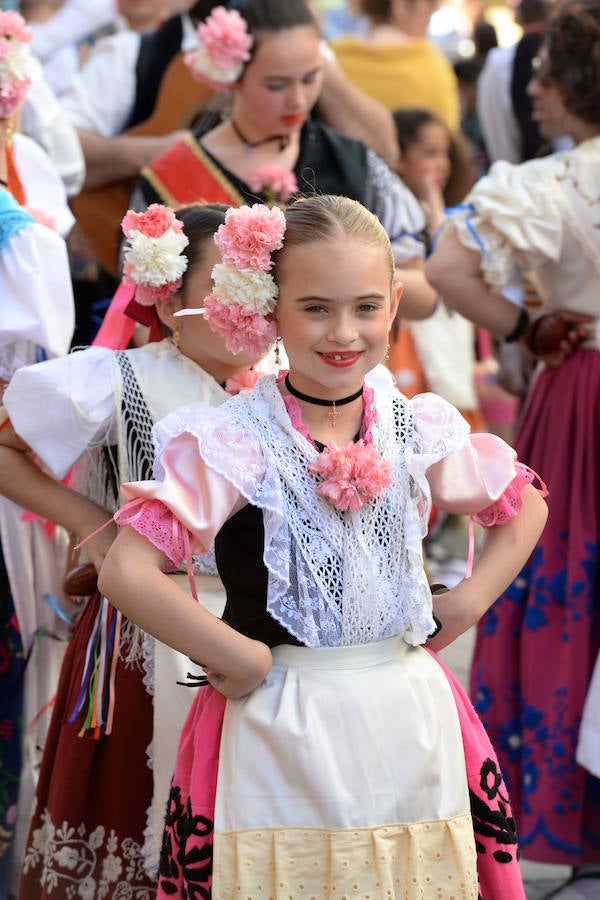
[
  {"left": 470, "top": 757, "right": 521, "bottom": 865},
  {"left": 159, "top": 784, "right": 214, "bottom": 899}
]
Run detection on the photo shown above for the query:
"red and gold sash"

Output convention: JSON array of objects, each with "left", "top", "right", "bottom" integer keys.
[{"left": 142, "top": 135, "right": 244, "bottom": 209}]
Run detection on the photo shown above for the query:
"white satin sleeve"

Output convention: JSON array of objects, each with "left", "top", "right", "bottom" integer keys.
[
  {"left": 0, "top": 220, "right": 74, "bottom": 361},
  {"left": 119, "top": 403, "right": 267, "bottom": 556},
  {"left": 3, "top": 348, "right": 120, "bottom": 478},
  {"left": 405, "top": 392, "right": 519, "bottom": 526},
  {"left": 448, "top": 158, "right": 563, "bottom": 291}
]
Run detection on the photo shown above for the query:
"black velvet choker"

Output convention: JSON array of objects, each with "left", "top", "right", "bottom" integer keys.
[
  {"left": 285, "top": 374, "right": 363, "bottom": 427},
  {"left": 231, "top": 119, "right": 290, "bottom": 153}
]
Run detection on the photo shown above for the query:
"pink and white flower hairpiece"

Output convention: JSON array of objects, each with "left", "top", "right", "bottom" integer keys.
[
  {"left": 0, "top": 11, "right": 35, "bottom": 118},
  {"left": 175, "top": 203, "right": 285, "bottom": 355},
  {"left": 184, "top": 6, "right": 253, "bottom": 90},
  {"left": 204, "top": 203, "right": 286, "bottom": 355},
  {"left": 121, "top": 205, "right": 189, "bottom": 306}
]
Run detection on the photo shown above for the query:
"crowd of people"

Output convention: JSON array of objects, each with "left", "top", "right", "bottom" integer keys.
[{"left": 0, "top": 1, "right": 598, "bottom": 899}]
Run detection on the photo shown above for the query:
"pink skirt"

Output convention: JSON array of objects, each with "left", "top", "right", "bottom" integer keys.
[
  {"left": 471, "top": 348, "right": 600, "bottom": 864},
  {"left": 157, "top": 640, "right": 525, "bottom": 899}
]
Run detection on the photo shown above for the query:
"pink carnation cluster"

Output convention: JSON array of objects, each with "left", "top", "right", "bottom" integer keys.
[
  {"left": 121, "top": 204, "right": 189, "bottom": 306},
  {"left": 309, "top": 440, "right": 393, "bottom": 512},
  {"left": 198, "top": 6, "right": 252, "bottom": 68},
  {"left": 203, "top": 203, "right": 286, "bottom": 355},
  {"left": 121, "top": 205, "right": 184, "bottom": 240},
  {"left": 185, "top": 6, "right": 253, "bottom": 90},
  {"left": 204, "top": 293, "right": 277, "bottom": 356},
  {"left": 216, "top": 203, "right": 285, "bottom": 270},
  {"left": 0, "top": 11, "right": 34, "bottom": 118},
  {"left": 248, "top": 165, "right": 299, "bottom": 204}
]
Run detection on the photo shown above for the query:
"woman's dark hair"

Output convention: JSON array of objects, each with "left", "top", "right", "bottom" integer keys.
[
  {"left": 545, "top": 0, "right": 600, "bottom": 124},
  {"left": 174, "top": 203, "right": 227, "bottom": 303},
  {"left": 392, "top": 108, "right": 441, "bottom": 156},
  {"left": 192, "top": 1, "right": 319, "bottom": 71}
]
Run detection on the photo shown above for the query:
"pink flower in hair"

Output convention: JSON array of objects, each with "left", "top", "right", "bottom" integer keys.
[
  {"left": 204, "top": 294, "right": 277, "bottom": 356},
  {"left": 0, "top": 10, "right": 34, "bottom": 117},
  {"left": 0, "top": 11, "right": 32, "bottom": 43},
  {"left": 185, "top": 6, "right": 253, "bottom": 89},
  {"left": 121, "top": 204, "right": 189, "bottom": 306},
  {"left": 309, "top": 440, "right": 393, "bottom": 512},
  {"left": 247, "top": 165, "right": 299, "bottom": 204},
  {"left": 216, "top": 204, "right": 286, "bottom": 271},
  {"left": 121, "top": 204, "right": 184, "bottom": 240}
]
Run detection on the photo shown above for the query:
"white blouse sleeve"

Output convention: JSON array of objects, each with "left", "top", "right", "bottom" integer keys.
[
  {"left": 448, "top": 158, "right": 563, "bottom": 291},
  {"left": 363, "top": 149, "right": 427, "bottom": 265},
  {"left": 3, "top": 347, "right": 120, "bottom": 478},
  {"left": 0, "top": 219, "right": 75, "bottom": 378}
]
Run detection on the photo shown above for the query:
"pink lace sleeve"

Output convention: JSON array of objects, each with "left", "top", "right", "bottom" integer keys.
[
  {"left": 115, "top": 497, "right": 192, "bottom": 570},
  {"left": 473, "top": 462, "right": 547, "bottom": 527}
]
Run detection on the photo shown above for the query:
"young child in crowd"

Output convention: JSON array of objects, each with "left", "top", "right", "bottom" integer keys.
[
  {"left": 0, "top": 202, "right": 265, "bottom": 899},
  {"left": 388, "top": 108, "right": 484, "bottom": 432},
  {"left": 99, "top": 194, "right": 548, "bottom": 898}
]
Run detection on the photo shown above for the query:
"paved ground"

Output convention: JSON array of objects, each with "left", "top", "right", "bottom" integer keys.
[{"left": 429, "top": 517, "right": 572, "bottom": 900}]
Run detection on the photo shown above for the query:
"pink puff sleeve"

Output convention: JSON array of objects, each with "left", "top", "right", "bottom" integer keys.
[
  {"left": 407, "top": 393, "right": 546, "bottom": 526},
  {"left": 115, "top": 404, "right": 266, "bottom": 568}
]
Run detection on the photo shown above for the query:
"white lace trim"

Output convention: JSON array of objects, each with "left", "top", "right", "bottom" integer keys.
[{"left": 154, "top": 378, "right": 471, "bottom": 647}]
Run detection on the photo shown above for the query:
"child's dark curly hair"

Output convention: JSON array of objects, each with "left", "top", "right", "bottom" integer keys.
[{"left": 545, "top": 0, "right": 600, "bottom": 124}]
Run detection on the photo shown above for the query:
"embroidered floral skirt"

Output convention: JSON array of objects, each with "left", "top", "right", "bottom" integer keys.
[
  {"left": 159, "top": 637, "right": 525, "bottom": 899},
  {"left": 471, "top": 348, "right": 600, "bottom": 865}
]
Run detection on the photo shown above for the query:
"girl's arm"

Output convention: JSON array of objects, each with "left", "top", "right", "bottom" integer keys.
[
  {"left": 427, "top": 483, "right": 548, "bottom": 651},
  {"left": 98, "top": 525, "right": 272, "bottom": 699},
  {"left": 0, "top": 417, "right": 116, "bottom": 571}
]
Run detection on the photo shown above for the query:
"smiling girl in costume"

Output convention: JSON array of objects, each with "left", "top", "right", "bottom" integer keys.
[{"left": 100, "top": 195, "right": 548, "bottom": 898}]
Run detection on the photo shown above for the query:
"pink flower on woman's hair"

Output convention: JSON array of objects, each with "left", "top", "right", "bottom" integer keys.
[
  {"left": 247, "top": 165, "right": 299, "bottom": 204},
  {"left": 198, "top": 6, "right": 252, "bottom": 69},
  {"left": 309, "top": 440, "right": 393, "bottom": 512},
  {"left": 215, "top": 203, "right": 286, "bottom": 271},
  {"left": 185, "top": 6, "right": 253, "bottom": 89},
  {"left": 204, "top": 294, "right": 277, "bottom": 355},
  {"left": 121, "top": 204, "right": 183, "bottom": 239}
]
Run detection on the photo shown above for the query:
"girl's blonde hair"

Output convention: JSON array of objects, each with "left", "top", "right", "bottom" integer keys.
[{"left": 275, "top": 195, "right": 395, "bottom": 282}]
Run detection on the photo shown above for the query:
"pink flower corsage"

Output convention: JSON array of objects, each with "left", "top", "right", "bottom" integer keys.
[
  {"left": 203, "top": 204, "right": 286, "bottom": 355},
  {"left": 309, "top": 440, "right": 393, "bottom": 512},
  {"left": 0, "top": 11, "right": 35, "bottom": 118},
  {"left": 121, "top": 204, "right": 189, "bottom": 306},
  {"left": 184, "top": 6, "right": 253, "bottom": 90},
  {"left": 248, "top": 165, "right": 299, "bottom": 204},
  {"left": 224, "top": 368, "right": 262, "bottom": 395}
]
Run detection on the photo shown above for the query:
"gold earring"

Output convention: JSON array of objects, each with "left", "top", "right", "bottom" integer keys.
[
  {"left": 6, "top": 118, "right": 13, "bottom": 147},
  {"left": 274, "top": 337, "right": 281, "bottom": 366},
  {"left": 173, "top": 329, "right": 180, "bottom": 344},
  {"left": 384, "top": 342, "right": 390, "bottom": 363}
]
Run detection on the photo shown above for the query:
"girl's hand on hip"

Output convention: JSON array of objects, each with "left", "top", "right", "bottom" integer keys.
[{"left": 202, "top": 640, "right": 273, "bottom": 699}]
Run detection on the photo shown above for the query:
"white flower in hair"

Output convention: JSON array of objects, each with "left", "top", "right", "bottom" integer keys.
[
  {"left": 0, "top": 11, "right": 35, "bottom": 117},
  {"left": 121, "top": 204, "right": 189, "bottom": 305},
  {"left": 211, "top": 262, "right": 278, "bottom": 316},
  {"left": 125, "top": 229, "right": 189, "bottom": 288}
]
